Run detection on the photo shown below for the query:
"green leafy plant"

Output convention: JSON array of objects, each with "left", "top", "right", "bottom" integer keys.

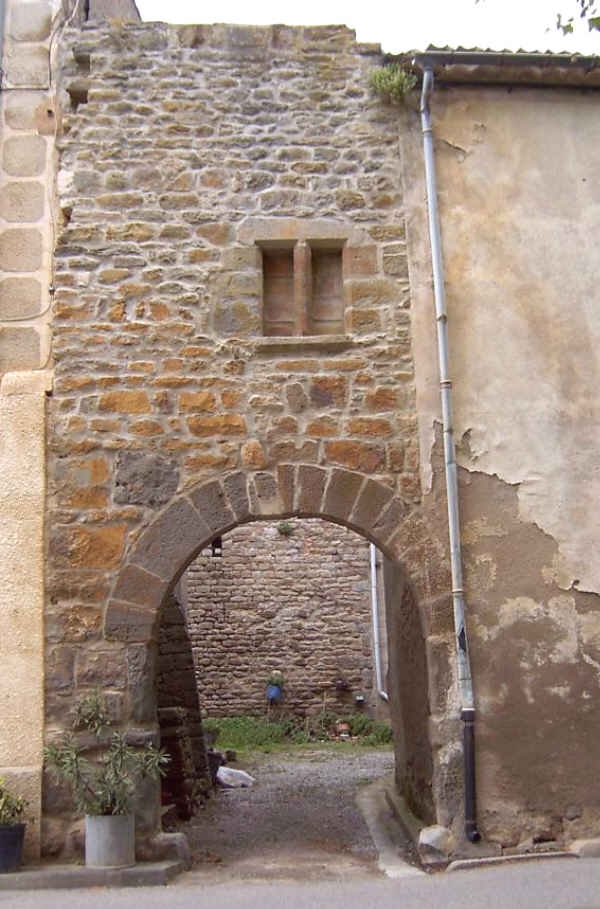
[
  {"left": 369, "top": 64, "right": 417, "bottom": 103},
  {"left": 0, "top": 778, "right": 27, "bottom": 826},
  {"left": 265, "top": 670, "right": 284, "bottom": 688},
  {"left": 276, "top": 521, "right": 295, "bottom": 537},
  {"left": 44, "top": 693, "right": 169, "bottom": 816}
]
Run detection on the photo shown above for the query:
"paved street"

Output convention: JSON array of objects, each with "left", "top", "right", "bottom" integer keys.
[{"left": 0, "top": 857, "right": 599, "bottom": 909}]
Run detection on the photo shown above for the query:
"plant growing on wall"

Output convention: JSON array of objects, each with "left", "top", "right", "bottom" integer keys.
[
  {"left": 0, "top": 779, "right": 27, "bottom": 826},
  {"left": 277, "top": 521, "right": 295, "bottom": 537},
  {"left": 369, "top": 63, "right": 418, "bottom": 103}
]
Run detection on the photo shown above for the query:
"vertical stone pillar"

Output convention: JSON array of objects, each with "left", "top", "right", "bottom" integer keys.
[
  {"left": 0, "top": 0, "right": 55, "bottom": 373},
  {"left": 293, "top": 240, "right": 311, "bottom": 335},
  {"left": 0, "top": 0, "right": 56, "bottom": 858},
  {"left": 0, "top": 371, "right": 50, "bottom": 858}
]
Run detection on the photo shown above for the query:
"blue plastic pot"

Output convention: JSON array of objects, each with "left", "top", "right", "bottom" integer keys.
[{"left": 266, "top": 684, "right": 282, "bottom": 702}]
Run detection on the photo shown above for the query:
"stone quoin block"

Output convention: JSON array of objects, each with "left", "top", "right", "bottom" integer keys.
[
  {"left": 0, "top": 229, "right": 42, "bottom": 272},
  {"left": 2, "top": 136, "right": 47, "bottom": 177},
  {"left": 9, "top": 2, "right": 52, "bottom": 41},
  {"left": 296, "top": 465, "right": 328, "bottom": 515},
  {"left": 3, "top": 46, "right": 48, "bottom": 88},
  {"left": 129, "top": 497, "right": 211, "bottom": 580},
  {"left": 343, "top": 245, "right": 378, "bottom": 277},
  {"left": 189, "top": 480, "right": 236, "bottom": 536},
  {"left": 4, "top": 92, "right": 50, "bottom": 130},
  {"left": 323, "top": 469, "right": 364, "bottom": 525},
  {"left": 0, "top": 326, "right": 40, "bottom": 371},
  {"left": 0, "top": 182, "right": 45, "bottom": 222}
]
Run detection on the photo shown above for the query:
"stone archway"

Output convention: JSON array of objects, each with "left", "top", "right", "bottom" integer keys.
[
  {"left": 101, "top": 464, "right": 455, "bottom": 838},
  {"left": 107, "top": 465, "right": 419, "bottom": 643}
]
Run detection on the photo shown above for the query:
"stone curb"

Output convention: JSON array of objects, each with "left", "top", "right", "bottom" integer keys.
[
  {"left": 0, "top": 860, "right": 184, "bottom": 890},
  {"left": 447, "top": 852, "right": 578, "bottom": 872}
]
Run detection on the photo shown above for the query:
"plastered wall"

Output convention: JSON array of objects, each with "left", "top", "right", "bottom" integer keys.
[{"left": 403, "top": 85, "right": 600, "bottom": 845}]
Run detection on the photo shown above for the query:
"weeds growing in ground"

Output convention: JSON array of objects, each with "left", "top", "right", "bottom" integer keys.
[{"left": 203, "top": 712, "right": 393, "bottom": 754}]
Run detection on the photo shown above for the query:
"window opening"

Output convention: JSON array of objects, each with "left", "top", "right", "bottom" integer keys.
[{"left": 260, "top": 241, "right": 344, "bottom": 338}]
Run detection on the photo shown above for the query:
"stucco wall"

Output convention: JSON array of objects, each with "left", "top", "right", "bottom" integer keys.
[
  {"left": 0, "top": 372, "right": 48, "bottom": 858},
  {"left": 403, "top": 84, "right": 600, "bottom": 845}
]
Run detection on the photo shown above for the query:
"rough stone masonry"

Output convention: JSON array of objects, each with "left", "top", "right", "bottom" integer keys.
[{"left": 43, "top": 20, "right": 455, "bottom": 857}]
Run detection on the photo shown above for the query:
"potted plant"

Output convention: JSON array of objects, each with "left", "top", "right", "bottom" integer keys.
[
  {"left": 265, "top": 670, "right": 284, "bottom": 703},
  {"left": 0, "top": 778, "right": 27, "bottom": 873},
  {"left": 44, "top": 693, "right": 169, "bottom": 868}
]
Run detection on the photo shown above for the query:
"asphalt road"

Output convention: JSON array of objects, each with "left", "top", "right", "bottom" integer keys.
[{"left": 1, "top": 858, "right": 600, "bottom": 909}]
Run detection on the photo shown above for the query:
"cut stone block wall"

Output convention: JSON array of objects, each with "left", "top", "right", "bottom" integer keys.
[
  {"left": 0, "top": 0, "right": 55, "bottom": 374},
  {"left": 182, "top": 518, "right": 377, "bottom": 717}
]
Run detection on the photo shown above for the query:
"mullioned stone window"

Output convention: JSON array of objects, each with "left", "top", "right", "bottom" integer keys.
[{"left": 261, "top": 240, "right": 344, "bottom": 337}]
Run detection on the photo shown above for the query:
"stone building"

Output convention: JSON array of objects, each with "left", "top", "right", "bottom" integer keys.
[
  {"left": 181, "top": 519, "right": 380, "bottom": 718},
  {"left": 1, "top": 0, "right": 600, "bottom": 863}
]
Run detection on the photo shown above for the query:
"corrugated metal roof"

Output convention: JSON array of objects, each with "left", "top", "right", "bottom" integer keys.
[{"left": 393, "top": 47, "right": 600, "bottom": 87}]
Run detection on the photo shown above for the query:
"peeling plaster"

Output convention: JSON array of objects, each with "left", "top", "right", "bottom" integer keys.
[{"left": 403, "top": 88, "right": 600, "bottom": 596}]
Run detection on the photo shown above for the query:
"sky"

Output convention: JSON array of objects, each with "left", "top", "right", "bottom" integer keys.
[{"left": 134, "top": 0, "right": 599, "bottom": 54}]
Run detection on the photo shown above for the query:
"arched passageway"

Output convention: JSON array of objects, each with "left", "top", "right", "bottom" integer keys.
[{"left": 102, "top": 465, "right": 455, "bottom": 838}]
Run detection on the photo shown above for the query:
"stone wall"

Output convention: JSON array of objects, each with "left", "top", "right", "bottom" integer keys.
[
  {"left": 182, "top": 518, "right": 377, "bottom": 717},
  {"left": 0, "top": 0, "right": 58, "bottom": 860},
  {"left": 43, "top": 20, "right": 451, "bottom": 857}
]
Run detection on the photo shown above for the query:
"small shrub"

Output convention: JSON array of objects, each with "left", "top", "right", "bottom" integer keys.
[
  {"left": 44, "top": 693, "right": 169, "bottom": 816},
  {"left": 369, "top": 64, "right": 417, "bottom": 103},
  {"left": 0, "top": 778, "right": 27, "bottom": 825},
  {"left": 277, "top": 521, "right": 295, "bottom": 537},
  {"left": 307, "top": 710, "right": 337, "bottom": 740}
]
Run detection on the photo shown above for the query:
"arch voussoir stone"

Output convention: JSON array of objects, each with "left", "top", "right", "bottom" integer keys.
[
  {"left": 296, "top": 464, "right": 329, "bottom": 514},
  {"left": 188, "top": 478, "right": 236, "bottom": 536},
  {"left": 105, "top": 599, "right": 160, "bottom": 643},
  {"left": 372, "top": 497, "right": 410, "bottom": 550},
  {"left": 277, "top": 463, "right": 297, "bottom": 513},
  {"left": 112, "top": 563, "right": 169, "bottom": 608},
  {"left": 351, "top": 478, "right": 396, "bottom": 535},
  {"left": 322, "top": 467, "right": 364, "bottom": 525},
  {"left": 249, "top": 471, "right": 282, "bottom": 516},
  {"left": 223, "top": 470, "right": 252, "bottom": 523},
  {"left": 105, "top": 465, "right": 422, "bottom": 647},
  {"left": 129, "top": 496, "right": 211, "bottom": 581}
]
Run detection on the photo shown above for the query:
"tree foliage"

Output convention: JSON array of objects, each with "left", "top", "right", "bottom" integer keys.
[
  {"left": 556, "top": 0, "right": 600, "bottom": 34},
  {"left": 476, "top": 0, "right": 600, "bottom": 36}
]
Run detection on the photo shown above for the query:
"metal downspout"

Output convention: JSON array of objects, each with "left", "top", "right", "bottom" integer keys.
[
  {"left": 369, "top": 544, "right": 389, "bottom": 702},
  {"left": 418, "top": 65, "right": 480, "bottom": 843}
]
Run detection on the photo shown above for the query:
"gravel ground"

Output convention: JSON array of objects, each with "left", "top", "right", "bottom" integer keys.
[{"left": 179, "top": 747, "right": 396, "bottom": 880}]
